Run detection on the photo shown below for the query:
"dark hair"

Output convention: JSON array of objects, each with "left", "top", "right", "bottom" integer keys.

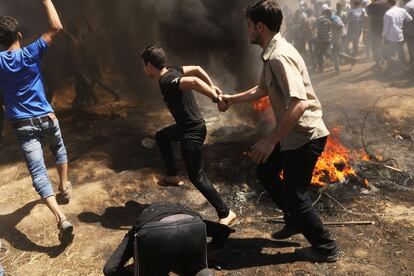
[
  {"left": 0, "top": 16, "right": 19, "bottom": 48},
  {"left": 141, "top": 45, "right": 166, "bottom": 70},
  {"left": 245, "top": 0, "right": 283, "bottom": 33}
]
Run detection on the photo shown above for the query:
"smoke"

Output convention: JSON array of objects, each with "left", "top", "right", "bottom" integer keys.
[{"left": 0, "top": 0, "right": 296, "bottom": 99}]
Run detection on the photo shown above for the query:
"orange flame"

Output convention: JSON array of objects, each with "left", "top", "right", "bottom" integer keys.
[
  {"left": 253, "top": 97, "right": 271, "bottom": 112},
  {"left": 312, "top": 127, "right": 358, "bottom": 186}
]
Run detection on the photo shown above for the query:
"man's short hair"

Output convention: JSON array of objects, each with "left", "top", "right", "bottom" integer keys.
[
  {"left": 0, "top": 16, "right": 19, "bottom": 48},
  {"left": 245, "top": 0, "right": 283, "bottom": 33},
  {"left": 141, "top": 45, "right": 166, "bottom": 70}
]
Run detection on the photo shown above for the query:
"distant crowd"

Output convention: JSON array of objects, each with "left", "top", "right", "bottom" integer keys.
[{"left": 282, "top": 0, "right": 414, "bottom": 75}]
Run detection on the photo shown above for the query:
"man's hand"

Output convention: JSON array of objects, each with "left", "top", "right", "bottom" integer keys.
[
  {"left": 213, "top": 85, "right": 223, "bottom": 96},
  {"left": 221, "top": 94, "right": 234, "bottom": 111},
  {"left": 217, "top": 97, "right": 230, "bottom": 112},
  {"left": 250, "top": 136, "right": 276, "bottom": 164}
]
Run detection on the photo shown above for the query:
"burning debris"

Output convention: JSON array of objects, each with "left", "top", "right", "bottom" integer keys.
[{"left": 311, "top": 127, "right": 369, "bottom": 186}]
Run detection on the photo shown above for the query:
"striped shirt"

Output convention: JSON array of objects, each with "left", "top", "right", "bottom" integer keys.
[{"left": 316, "top": 15, "right": 332, "bottom": 42}]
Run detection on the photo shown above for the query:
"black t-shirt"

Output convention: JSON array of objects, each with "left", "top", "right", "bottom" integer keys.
[
  {"left": 367, "top": 0, "right": 391, "bottom": 35},
  {"left": 159, "top": 66, "right": 204, "bottom": 126}
]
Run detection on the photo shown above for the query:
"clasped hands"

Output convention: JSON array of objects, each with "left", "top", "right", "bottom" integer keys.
[{"left": 212, "top": 85, "right": 232, "bottom": 113}]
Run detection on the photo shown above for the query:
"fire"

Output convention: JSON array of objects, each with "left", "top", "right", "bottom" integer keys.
[
  {"left": 253, "top": 97, "right": 271, "bottom": 112},
  {"left": 252, "top": 101, "right": 369, "bottom": 186},
  {"left": 312, "top": 127, "right": 358, "bottom": 186}
]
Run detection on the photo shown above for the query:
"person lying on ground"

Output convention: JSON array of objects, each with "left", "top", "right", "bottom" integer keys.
[{"left": 103, "top": 202, "right": 233, "bottom": 276}]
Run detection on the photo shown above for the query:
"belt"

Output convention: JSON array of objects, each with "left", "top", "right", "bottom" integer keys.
[{"left": 12, "top": 114, "right": 54, "bottom": 129}]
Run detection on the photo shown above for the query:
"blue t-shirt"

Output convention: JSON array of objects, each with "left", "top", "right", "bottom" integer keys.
[{"left": 0, "top": 38, "right": 53, "bottom": 120}]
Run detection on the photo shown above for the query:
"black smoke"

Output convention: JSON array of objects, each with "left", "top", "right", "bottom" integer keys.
[{"left": 0, "top": 0, "right": 290, "bottom": 96}]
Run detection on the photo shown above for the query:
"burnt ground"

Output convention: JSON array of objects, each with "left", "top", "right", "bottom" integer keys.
[{"left": 0, "top": 59, "right": 413, "bottom": 276}]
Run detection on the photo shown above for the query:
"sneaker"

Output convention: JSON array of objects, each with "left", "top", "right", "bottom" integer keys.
[
  {"left": 58, "top": 219, "right": 74, "bottom": 244},
  {"left": 295, "top": 246, "right": 339, "bottom": 263},
  {"left": 57, "top": 181, "right": 72, "bottom": 204},
  {"left": 271, "top": 225, "right": 301, "bottom": 239}
]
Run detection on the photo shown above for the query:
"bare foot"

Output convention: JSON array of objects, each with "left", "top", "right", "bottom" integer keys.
[
  {"left": 158, "top": 176, "right": 184, "bottom": 187},
  {"left": 219, "top": 210, "right": 237, "bottom": 225}
]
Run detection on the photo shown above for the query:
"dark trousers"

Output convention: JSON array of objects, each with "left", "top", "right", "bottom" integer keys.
[
  {"left": 257, "top": 137, "right": 338, "bottom": 254},
  {"left": 345, "top": 30, "right": 362, "bottom": 57},
  {"left": 155, "top": 123, "right": 229, "bottom": 219},
  {"left": 370, "top": 32, "right": 383, "bottom": 65},
  {"left": 331, "top": 42, "right": 341, "bottom": 72},
  {"left": 103, "top": 217, "right": 207, "bottom": 276},
  {"left": 383, "top": 40, "right": 405, "bottom": 73},
  {"left": 314, "top": 41, "right": 331, "bottom": 70},
  {"left": 406, "top": 35, "right": 414, "bottom": 64}
]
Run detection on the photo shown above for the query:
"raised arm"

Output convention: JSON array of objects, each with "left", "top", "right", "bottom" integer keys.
[
  {"left": 179, "top": 76, "right": 219, "bottom": 100},
  {"left": 41, "top": 0, "right": 63, "bottom": 45},
  {"left": 182, "top": 66, "right": 214, "bottom": 88}
]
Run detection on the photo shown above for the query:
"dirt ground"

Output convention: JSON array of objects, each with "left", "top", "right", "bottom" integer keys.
[{"left": 0, "top": 58, "right": 413, "bottom": 276}]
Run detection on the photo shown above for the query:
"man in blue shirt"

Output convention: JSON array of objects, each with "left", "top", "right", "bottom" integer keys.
[{"left": 0, "top": 0, "right": 73, "bottom": 243}]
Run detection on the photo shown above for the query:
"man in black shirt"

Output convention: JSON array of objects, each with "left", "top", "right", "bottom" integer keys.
[{"left": 140, "top": 45, "right": 236, "bottom": 225}]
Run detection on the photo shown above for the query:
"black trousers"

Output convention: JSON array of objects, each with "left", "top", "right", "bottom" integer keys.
[
  {"left": 314, "top": 41, "right": 331, "bottom": 70},
  {"left": 406, "top": 35, "right": 414, "bottom": 64},
  {"left": 257, "top": 136, "right": 338, "bottom": 254},
  {"left": 103, "top": 216, "right": 207, "bottom": 276},
  {"left": 370, "top": 32, "right": 383, "bottom": 65},
  {"left": 155, "top": 123, "right": 229, "bottom": 219}
]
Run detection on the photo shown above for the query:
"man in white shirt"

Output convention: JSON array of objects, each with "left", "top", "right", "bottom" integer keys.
[
  {"left": 382, "top": 0, "right": 413, "bottom": 73},
  {"left": 403, "top": 0, "right": 414, "bottom": 65}
]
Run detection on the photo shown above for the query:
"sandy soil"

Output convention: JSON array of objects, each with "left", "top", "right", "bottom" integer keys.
[{"left": 0, "top": 59, "right": 413, "bottom": 276}]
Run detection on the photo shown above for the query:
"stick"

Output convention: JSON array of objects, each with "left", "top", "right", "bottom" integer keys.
[
  {"left": 364, "top": 160, "right": 403, "bottom": 173},
  {"left": 383, "top": 164, "right": 403, "bottom": 173},
  {"left": 267, "top": 219, "right": 375, "bottom": 226}
]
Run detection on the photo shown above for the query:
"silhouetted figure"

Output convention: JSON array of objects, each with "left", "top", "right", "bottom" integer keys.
[
  {"left": 367, "top": 0, "right": 392, "bottom": 69},
  {"left": 65, "top": 19, "right": 120, "bottom": 109}
]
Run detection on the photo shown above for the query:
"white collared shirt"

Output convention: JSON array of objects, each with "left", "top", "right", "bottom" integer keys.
[
  {"left": 383, "top": 5, "right": 413, "bottom": 42},
  {"left": 259, "top": 33, "right": 330, "bottom": 151}
]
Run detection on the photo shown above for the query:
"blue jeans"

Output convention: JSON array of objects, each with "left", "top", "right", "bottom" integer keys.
[{"left": 13, "top": 118, "right": 68, "bottom": 199}]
